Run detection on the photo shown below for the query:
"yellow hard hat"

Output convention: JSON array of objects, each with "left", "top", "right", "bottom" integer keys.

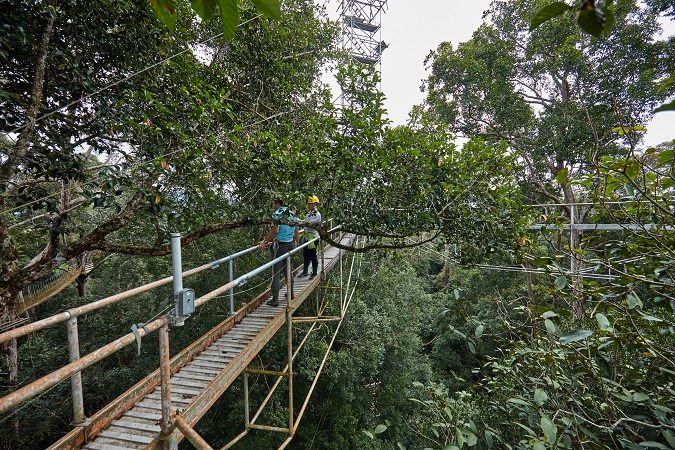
[{"left": 307, "top": 195, "right": 320, "bottom": 204}]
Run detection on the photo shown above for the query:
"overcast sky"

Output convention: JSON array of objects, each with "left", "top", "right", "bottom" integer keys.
[{"left": 325, "top": 0, "right": 674, "bottom": 148}]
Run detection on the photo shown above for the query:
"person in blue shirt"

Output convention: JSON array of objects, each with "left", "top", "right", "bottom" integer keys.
[{"left": 258, "top": 199, "right": 299, "bottom": 306}]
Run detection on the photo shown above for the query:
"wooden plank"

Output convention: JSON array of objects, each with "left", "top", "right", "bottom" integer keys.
[
  {"left": 122, "top": 407, "right": 162, "bottom": 421},
  {"left": 112, "top": 419, "right": 161, "bottom": 434},
  {"left": 172, "top": 371, "right": 215, "bottom": 382},
  {"left": 83, "top": 437, "right": 140, "bottom": 449},
  {"left": 106, "top": 425, "right": 156, "bottom": 439},
  {"left": 189, "top": 358, "right": 228, "bottom": 370},
  {"left": 195, "top": 354, "right": 233, "bottom": 364},
  {"left": 169, "top": 378, "right": 210, "bottom": 389},
  {"left": 178, "top": 365, "right": 221, "bottom": 376},
  {"left": 97, "top": 429, "right": 153, "bottom": 444}
]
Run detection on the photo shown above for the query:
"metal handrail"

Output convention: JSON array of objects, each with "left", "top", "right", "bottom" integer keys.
[
  {"left": 0, "top": 225, "right": 339, "bottom": 422},
  {"left": 0, "top": 246, "right": 258, "bottom": 346}
]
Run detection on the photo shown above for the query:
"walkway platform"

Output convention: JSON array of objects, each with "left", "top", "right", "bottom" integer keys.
[{"left": 50, "top": 235, "right": 353, "bottom": 450}]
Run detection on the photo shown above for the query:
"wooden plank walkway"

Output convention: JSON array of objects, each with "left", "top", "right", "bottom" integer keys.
[{"left": 59, "top": 236, "right": 352, "bottom": 450}]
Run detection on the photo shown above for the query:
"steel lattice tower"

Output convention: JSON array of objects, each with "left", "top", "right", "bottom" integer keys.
[{"left": 339, "top": 0, "right": 388, "bottom": 66}]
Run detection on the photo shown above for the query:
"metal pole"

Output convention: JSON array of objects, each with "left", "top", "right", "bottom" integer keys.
[
  {"left": 66, "top": 317, "right": 85, "bottom": 426},
  {"left": 228, "top": 259, "right": 235, "bottom": 315},
  {"left": 174, "top": 415, "right": 213, "bottom": 450},
  {"left": 171, "top": 233, "right": 183, "bottom": 294},
  {"left": 159, "top": 324, "right": 174, "bottom": 449},
  {"left": 340, "top": 252, "right": 344, "bottom": 317},
  {"left": 244, "top": 370, "right": 250, "bottom": 428},
  {"left": 286, "top": 255, "right": 293, "bottom": 305},
  {"left": 285, "top": 254, "right": 294, "bottom": 434},
  {"left": 569, "top": 204, "right": 575, "bottom": 275},
  {"left": 286, "top": 305, "right": 294, "bottom": 435}
]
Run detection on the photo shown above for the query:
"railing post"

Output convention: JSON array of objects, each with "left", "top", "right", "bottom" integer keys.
[
  {"left": 286, "top": 304, "right": 294, "bottom": 436},
  {"left": 159, "top": 323, "right": 176, "bottom": 449},
  {"left": 339, "top": 250, "right": 344, "bottom": 318},
  {"left": 229, "top": 259, "right": 235, "bottom": 315},
  {"left": 171, "top": 233, "right": 183, "bottom": 294},
  {"left": 66, "top": 316, "right": 87, "bottom": 427},
  {"left": 244, "top": 369, "right": 250, "bottom": 429}
]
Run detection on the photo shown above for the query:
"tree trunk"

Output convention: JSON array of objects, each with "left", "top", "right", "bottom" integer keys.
[
  {"left": 76, "top": 273, "right": 88, "bottom": 298},
  {"left": 525, "top": 259, "right": 535, "bottom": 305},
  {"left": 0, "top": 295, "right": 18, "bottom": 384}
]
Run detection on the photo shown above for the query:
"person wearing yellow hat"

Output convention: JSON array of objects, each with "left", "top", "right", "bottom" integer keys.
[{"left": 298, "top": 195, "right": 321, "bottom": 279}]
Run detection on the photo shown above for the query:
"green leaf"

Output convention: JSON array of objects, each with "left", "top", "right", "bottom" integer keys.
[
  {"left": 534, "top": 388, "right": 549, "bottom": 406},
  {"left": 554, "top": 275, "right": 567, "bottom": 290},
  {"left": 150, "top": 0, "right": 177, "bottom": 31},
  {"left": 218, "top": 0, "right": 240, "bottom": 40},
  {"left": 639, "top": 442, "right": 669, "bottom": 449},
  {"left": 250, "top": 0, "right": 281, "bottom": 19},
  {"left": 541, "top": 415, "right": 557, "bottom": 443},
  {"left": 374, "top": 424, "right": 388, "bottom": 434},
  {"left": 654, "top": 99, "right": 675, "bottom": 113},
  {"left": 663, "top": 430, "right": 675, "bottom": 448},
  {"left": 362, "top": 430, "right": 374, "bottom": 439},
  {"left": 602, "top": 4, "right": 615, "bottom": 36},
  {"left": 533, "top": 443, "right": 546, "bottom": 450},
  {"left": 507, "top": 398, "right": 532, "bottom": 407},
  {"left": 475, "top": 324, "right": 484, "bottom": 338},
  {"left": 638, "top": 311, "right": 663, "bottom": 322},
  {"left": 545, "top": 319, "right": 558, "bottom": 335},
  {"left": 456, "top": 427, "right": 465, "bottom": 447},
  {"left": 190, "top": 0, "right": 218, "bottom": 20},
  {"left": 656, "top": 149, "right": 675, "bottom": 168},
  {"left": 626, "top": 292, "right": 643, "bottom": 309},
  {"left": 485, "top": 430, "right": 494, "bottom": 448},
  {"left": 397, "top": 443, "right": 407, "bottom": 450},
  {"left": 465, "top": 431, "right": 478, "bottom": 446},
  {"left": 624, "top": 183, "right": 635, "bottom": 197},
  {"left": 633, "top": 392, "right": 650, "bottom": 402},
  {"left": 530, "top": 2, "right": 573, "bottom": 31},
  {"left": 555, "top": 167, "right": 569, "bottom": 186},
  {"left": 595, "top": 313, "right": 611, "bottom": 330},
  {"left": 576, "top": 4, "right": 605, "bottom": 37},
  {"left": 559, "top": 330, "right": 593, "bottom": 344}
]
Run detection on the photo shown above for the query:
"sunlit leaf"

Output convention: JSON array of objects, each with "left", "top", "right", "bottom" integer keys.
[
  {"left": 374, "top": 424, "right": 387, "bottom": 434},
  {"left": 554, "top": 275, "right": 567, "bottom": 290},
  {"left": 555, "top": 167, "right": 569, "bottom": 186}
]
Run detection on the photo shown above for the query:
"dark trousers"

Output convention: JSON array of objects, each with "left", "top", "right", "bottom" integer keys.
[
  {"left": 303, "top": 246, "right": 318, "bottom": 274},
  {"left": 271, "top": 241, "right": 295, "bottom": 294}
]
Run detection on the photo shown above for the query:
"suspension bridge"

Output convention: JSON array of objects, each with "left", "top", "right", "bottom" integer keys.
[{"left": 0, "top": 230, "right": 360, "bottom": 449}]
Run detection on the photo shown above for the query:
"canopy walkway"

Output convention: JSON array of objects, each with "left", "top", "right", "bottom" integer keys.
[
  {"left": 16, "top": 252, "right": 95, "bottom": 315},
  {"left": 0, "top": 231, "right": 358, "bottom": 450}
]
